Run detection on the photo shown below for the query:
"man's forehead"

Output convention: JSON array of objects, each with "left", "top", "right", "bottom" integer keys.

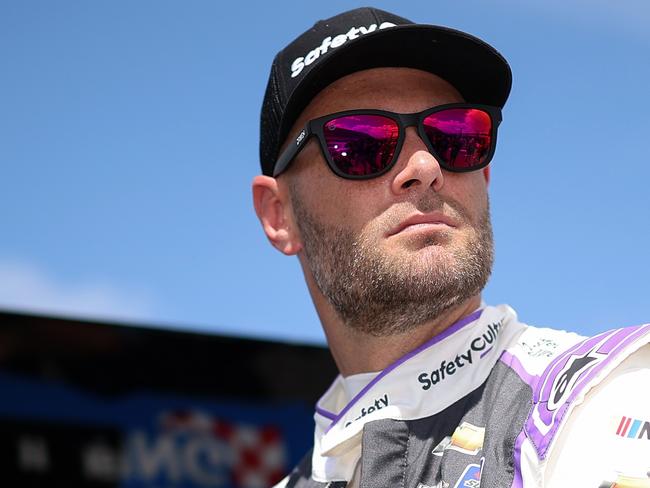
[{"left": 286, "top": 67, "right": 465, "bottom": 144}]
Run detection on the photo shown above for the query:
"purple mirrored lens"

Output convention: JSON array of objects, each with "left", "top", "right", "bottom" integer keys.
[
  {"left": 322, "top": 115, "right": 399, "bottom": 176},
  {"left": 423, "top": 109, "right": 492, "bottom": 169}
]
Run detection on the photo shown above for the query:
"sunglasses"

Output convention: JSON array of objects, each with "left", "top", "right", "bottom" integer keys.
[{"left": 273, "top": 103, "right": 502, "bottom": 179}]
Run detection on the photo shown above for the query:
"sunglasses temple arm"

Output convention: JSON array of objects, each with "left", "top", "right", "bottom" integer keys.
[
  {"left": 272, "top": 125, "right": 312, "bottom": 177},
  {"left": 494, "top": 108, "right": 503, "bottom": 127}
]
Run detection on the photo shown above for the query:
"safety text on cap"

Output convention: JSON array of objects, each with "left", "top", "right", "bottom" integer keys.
[{"left": 290, "top": 22, "right": 396, "bottom": 79}]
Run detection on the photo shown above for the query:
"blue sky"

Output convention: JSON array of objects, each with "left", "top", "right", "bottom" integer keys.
[{"left": 1, "top": 1, "right": 648, "bottom": 344}]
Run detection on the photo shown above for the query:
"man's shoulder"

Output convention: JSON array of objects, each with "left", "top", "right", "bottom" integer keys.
[
  {"left": 521, "top": 321, "right": 650, "bottom": 459},
  {"left": 544, "top": 341, "right": 650, "bottom": 486},
  {"left": 499, "top": 318, "right": 586, "bottom": 381}
]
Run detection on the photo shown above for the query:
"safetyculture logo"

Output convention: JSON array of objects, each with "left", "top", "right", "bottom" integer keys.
[
  {"left": 344, "top": 394, "right": 389, "bottom": 427},
  {"left": 290, "top": 22, "right": 397, "bottom": 78},
  {"left": 616, "top": 416, "right": 650, "bottom": 440},
  {"left": 417, "top": 321, "right": 502, "bottom": 391}
]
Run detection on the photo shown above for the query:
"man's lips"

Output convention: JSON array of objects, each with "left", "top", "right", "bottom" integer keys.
[{"left": 387, "top": 213, "right": 458, "bottom": 237}]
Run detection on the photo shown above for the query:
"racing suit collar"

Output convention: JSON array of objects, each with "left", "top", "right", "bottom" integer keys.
[{"left": 311, "top": 304, "right": 524, "bottom": 482}]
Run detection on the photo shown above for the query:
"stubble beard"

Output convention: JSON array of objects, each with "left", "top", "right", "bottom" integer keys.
[{"left": 290, "top": 189, "right": 495, "bottom": 337}]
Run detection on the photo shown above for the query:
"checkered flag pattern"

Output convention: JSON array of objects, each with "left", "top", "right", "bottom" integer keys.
[{"left": 160, "top": 410, "right": 288, "bottom": 487}]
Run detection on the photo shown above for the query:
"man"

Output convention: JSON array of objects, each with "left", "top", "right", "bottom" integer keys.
[{"left": 252, "top": 7, "right": 650, "bottom": 488}]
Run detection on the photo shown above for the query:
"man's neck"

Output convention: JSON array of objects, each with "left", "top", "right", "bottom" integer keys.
[{"left": 317, "top": 294, "right": 483, "bottom": 376}]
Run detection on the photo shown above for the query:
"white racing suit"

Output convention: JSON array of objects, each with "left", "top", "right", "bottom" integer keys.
[{"left": 278, "top": 304, "right": 650, "bottom": 488}]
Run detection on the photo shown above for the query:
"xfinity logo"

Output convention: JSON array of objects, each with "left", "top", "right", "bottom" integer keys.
[
  {"left": 417, "top": 321, "right": 502, "bottom": 391},
  {"left": 290, "top": 22, "right": 397, "bottom": 78}
]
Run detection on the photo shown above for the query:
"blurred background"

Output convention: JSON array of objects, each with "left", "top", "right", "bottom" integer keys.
[{"left": 1, "top": 1, "right": 649, "bottom": 486}]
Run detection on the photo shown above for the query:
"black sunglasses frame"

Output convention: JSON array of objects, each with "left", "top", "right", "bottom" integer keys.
[{"left": 272, "top": 103, "right": 503, "bottom": 180}]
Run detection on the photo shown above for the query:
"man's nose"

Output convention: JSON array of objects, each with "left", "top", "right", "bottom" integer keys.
[{"left": 390, "top": 127, "right": 444, "bottom": 194}]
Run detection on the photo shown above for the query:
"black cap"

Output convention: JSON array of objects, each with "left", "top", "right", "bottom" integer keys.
[{"left": 259, "top": 7, "right": 512, "bottom": 176}]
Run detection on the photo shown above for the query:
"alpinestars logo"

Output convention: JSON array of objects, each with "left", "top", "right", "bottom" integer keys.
[
  {"left": 616, "top": 416, "right": 650, "bottom": 440},
  {"left": 547, "top": 345, "right": 605, "bottom": 411},
  {"left": 290, "top": 22, "right": 397, "bottom": 78}
]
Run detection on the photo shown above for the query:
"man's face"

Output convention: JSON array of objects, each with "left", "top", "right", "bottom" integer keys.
[{"left": 280, "top": 68, "right": 494, "bottom": 336}]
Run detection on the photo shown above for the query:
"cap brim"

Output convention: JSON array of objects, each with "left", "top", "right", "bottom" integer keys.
[{"left": 279, "top": 24, "right": 512, "bottom": 147}]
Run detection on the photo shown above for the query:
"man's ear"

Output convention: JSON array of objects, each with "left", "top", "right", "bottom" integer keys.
[{"left": 252, "top": 175, "right": 302, "bottom": 255}]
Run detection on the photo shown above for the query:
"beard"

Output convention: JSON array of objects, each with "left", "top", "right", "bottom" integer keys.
[{"left": 290, "top": 188, "right": 494, "bottom": 337}]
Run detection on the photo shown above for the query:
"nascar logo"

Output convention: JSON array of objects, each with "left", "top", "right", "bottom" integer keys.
[{"left": 615, "top": 416, "right": 650, "bottom": 440}]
